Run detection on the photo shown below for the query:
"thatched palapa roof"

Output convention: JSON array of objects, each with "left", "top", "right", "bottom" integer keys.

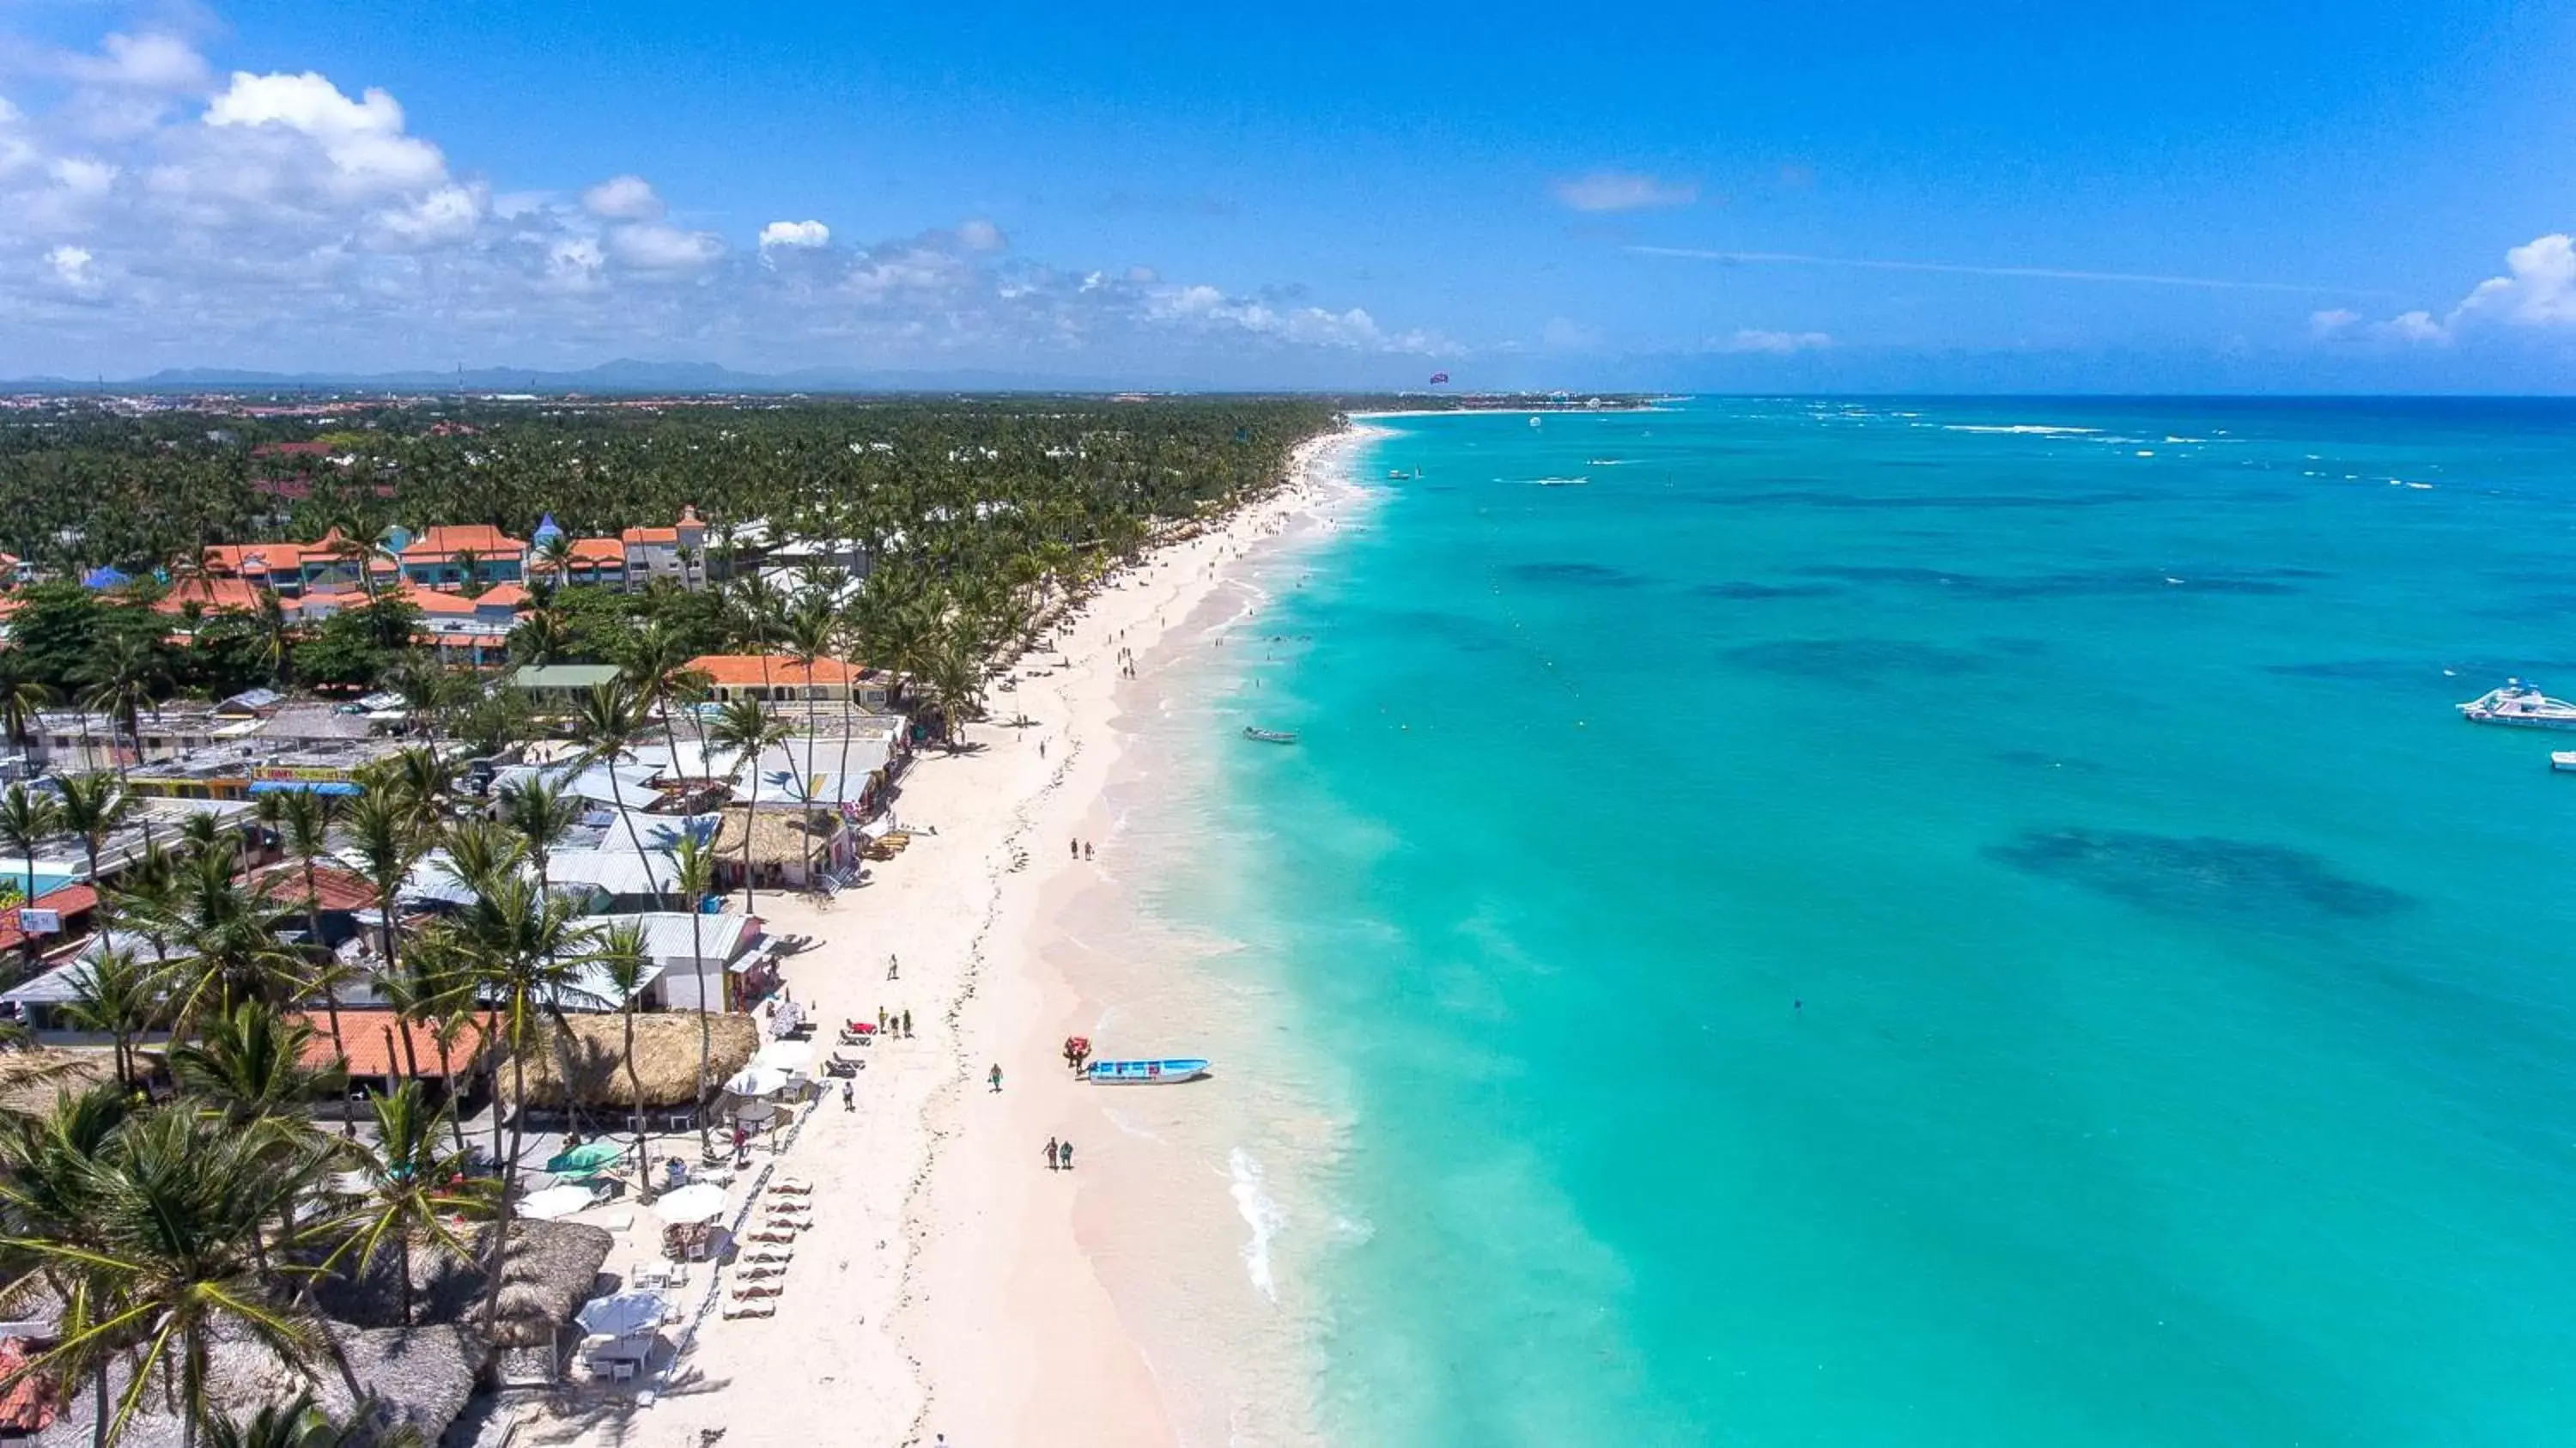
[
  {"left": 31, "top": 1321, "right": 487, "bottom": 1448},
  {"left": 0, "top": 1049, "right": 120, "bottom": 1118},
  {"left": 508, "top": 1011, "right": 758, "bottom": 1108}
]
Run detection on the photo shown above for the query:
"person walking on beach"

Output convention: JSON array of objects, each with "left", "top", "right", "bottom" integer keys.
[
  {"left": 988, "top": 1063, "right": 1004, "bottom": 1093},
  {"left": 1083, "top": 841, "right": 1094, "bottom": 861},
  {"left": 1070, "top": 837, "right": 1078, "bottom": 860},
  {"left": 902, "top": 1008, "right": 914, "bottom": 1037},
  {"left": 1059, "top": 1139, "right": 1075, "bottom": 1171},
  {"left": 842, "top": 1078, "right": 855, "bottom": 1110},
  {"left": 1045, "top": 1137, "right": 1060, "bottom": 1171}
]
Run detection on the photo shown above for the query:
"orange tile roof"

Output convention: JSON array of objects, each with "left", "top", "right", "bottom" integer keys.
[
  {"left": 0, "top": 1340, "right": 57, "bottom": 1433},
  {"left": 389, "top": 582, "right": 483, "bottom": 616},
  {"left": 473, "top": 582, "right": 532, "bottom": 609},
  {"left": 621, "top": 526, "right": 680, "bottom": 545},
  {"left": 400, "top": 524, "right": 526, "bottom": 560},
  {"left": 288, "top": 1009, "right": 493, "bottom": 1079},
  {"left": 203, "top": 541, "right": 313, "bottom": 576},
  {"left": 568, "top": 538, "right": 626, "bottom": 564},
  {"left": 685, "top": 654, "right": 868, "bottom": 688},
  {"left": 155, "top": 576, "right": 265, "bottom": 615},
  {"left": 251, "top": 862, "right": 380, "bottom": 915},
  {"left": 0, "top": 885, "right": 99, "bottom": 954}
]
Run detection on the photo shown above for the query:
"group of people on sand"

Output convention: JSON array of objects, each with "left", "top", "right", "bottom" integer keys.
[
  {"left": 1042, "top": 1136, "right": 1077, "bottom": 1171},
  {"left": 1068, "top": 837, "right": 1094, "bottom": 861},
  {"left": 876, "top": 1007, "right": 914, "bottom": 1037}
]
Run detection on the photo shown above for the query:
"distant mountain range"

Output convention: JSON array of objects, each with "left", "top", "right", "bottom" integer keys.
[{"left": 1, "top": 358, "right": 1154, "bottom": 395}]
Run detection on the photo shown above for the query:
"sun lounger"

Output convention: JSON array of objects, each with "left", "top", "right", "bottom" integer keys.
[
  {"left": 745, "top": 1228, "right": 797, "bottom": 1244},
  {"left": 775, "top": 1175, "right": 814, "bottom": 1190},
  {"left": 731, "top": 1282, "right": 783, "bottom": 1299},
  {"left": 771, "top": 1181, "right": 813, "bottom": 1196},
  {"left": 742, "top": 1245, "right": 793, "bottom": 1263},
  {"left": 735, "top": 1263, "right": 786, "bottom": 1281},
  {"left": 722, "top": 1299, "right": 776, "bottom": 1319}
]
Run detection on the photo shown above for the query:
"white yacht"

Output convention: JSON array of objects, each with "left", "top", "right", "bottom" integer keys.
[{"left": 2458, "top": 680, "right": 2576, "bottom": 729}]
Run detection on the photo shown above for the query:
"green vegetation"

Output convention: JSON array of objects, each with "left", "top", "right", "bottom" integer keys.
[{"left": 0, "top": 396, "right": 1340, "bottom": 714}]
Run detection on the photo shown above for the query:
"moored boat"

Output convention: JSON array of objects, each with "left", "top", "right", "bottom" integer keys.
[
  {"left": 1084, "top": 1057, "right": 1211, "bottom": 1085},
  {"left": 2554, "top": 751, "right": 2576, "bottom": 773},
  {"left": 1242, "top": 726, "right": 1298, "bottom": 744},
  {"left": 2458, "top": 680, "right": 2576, "bottom": 729}
]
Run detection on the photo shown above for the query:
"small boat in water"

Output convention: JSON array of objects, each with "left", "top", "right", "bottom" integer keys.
[
  {"left": 1242, "top": 727, "right": 1298, "bottom": 744},
  {"left": 1085, "top": 1057, "right": 1211, "bottom": 1085},
  {"left": 2458, "top": 680, "right": 2576, "bottom": 730},
  {"left": 2554, "top": 751, "right": 2576, "bottom": 773}
]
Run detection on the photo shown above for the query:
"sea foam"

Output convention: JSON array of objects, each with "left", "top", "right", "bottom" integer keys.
[{"left": 1229, "top": 1147, "right": 1287, "bottom": 1304}]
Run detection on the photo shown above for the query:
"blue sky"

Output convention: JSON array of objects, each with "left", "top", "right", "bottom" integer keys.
[{"left": 3, "top": 0, "right": 2574, "bottom": 387}]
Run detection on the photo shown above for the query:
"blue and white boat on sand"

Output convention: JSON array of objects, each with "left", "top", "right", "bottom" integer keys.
[{"left": 1084, "top": 1057, "right": 1211, "bottom": 1085}]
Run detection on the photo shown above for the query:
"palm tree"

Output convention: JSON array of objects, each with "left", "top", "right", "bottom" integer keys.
[
  {"left": 365, "top": 748, "right": 451, "bottom": 839},
  {"left": 0, "top": 655, "right": 53, "bottom": 753},
  {"left": 54, "top": 773, "right": 132, "bottom": 898},
  {"left": 618, "top": 621, "right": 708, "bottom": 770},
  {"left": 319, "top": 1082, "right": 490, "bottom": 1326},
  {"left": 0, "top": 1083, "right": 140, "bottom": 1448},
  {"left": 447, "top": 872, "right": 596, "bottom": 1331},
  {"left": 571, "top": 681, "right": 665, "bottom": 909},
  {"left": 342, "top": 794, "right": 422, "bottom": 997},
  {"left": 197, "top": 1390, "right": 424, "bottom": 1448},
  {"left": 103, "top": 839, "right": 184, "bottom": 985},
  {"left": 75, "top": 636, "right": 163, "bottom": 782},
  {"left": 270, "top": 789, "right": 350, "bottom": 1080},
  {"left": 0, "top": 783, "right": 63, "bottom": 971},
  {"left": 62, "top": 948, "right": 159, "bottom": 1088},
  {"left": 9, "top": 1108, "right": 334, "bottom": 1448},
  {"left": 497, "top": 778, "right": 580, "bottom": 905},
  {"left": 921, "top": 633, "right": 986, "bottom": 749},
  {"left": 667, "top": 834, "right": 720, "bottom": 1159},
  {"left": 582, "top": 921, "right": 657, "bottom": 1200},
  {"left": 161, "top": 842, "right": 300, "bottom": 1033},
  {"left": 708, "top": 697, "right": 789, "bottom": 910},
  {"left": 167, "top": 1001, "right": 337, "bottom": 1130}
]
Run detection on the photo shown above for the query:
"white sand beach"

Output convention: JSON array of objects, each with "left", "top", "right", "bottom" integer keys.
[{"left": 513, "top": 424, "right": 1378, "bottom": 1448}]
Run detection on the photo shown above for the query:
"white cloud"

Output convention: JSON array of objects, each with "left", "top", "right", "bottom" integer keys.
[
  {"left": 2449, "top": 233, "right": 2576, "bottom": 329},
  {"left": 0, "top": 16, "right": 1437, "bottom": 377},
  {"left": 759, "top": 219, "right": 829, "bottom": 249},
  {"left": 1552, "top": 170, "right": 1697, "bottom": 213},
  {"left": 1722, "top": 328, "right": 1832, "bottom": 354},
  {"left": 46, "top": 245, "right": 94, "bottom": 287},
  {"left": 64, "top": 33, "right": 213, "bottom": 93},
  {"left": 203, "top": 71, "right": 446, "bottom": 189},
  {"left": 582, "top": 173, "right": 664, "bottom": 221},
  {"left": 2309, "top": 307, "right": 2360, "bottom": 337},
  {"left": 609, "top": 222, "right": 723, "bottom": 272},
  {"left": 2380, "top": 310, "right": 2449, "bottom": 345},
  {"left": 2348, "top": 234, "right": 2576, "bottom": 346}
]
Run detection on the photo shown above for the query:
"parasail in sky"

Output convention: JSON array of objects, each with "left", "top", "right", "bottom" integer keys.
[{"left": 1429, "top": 371, "right": 1449, "bottom": 385}]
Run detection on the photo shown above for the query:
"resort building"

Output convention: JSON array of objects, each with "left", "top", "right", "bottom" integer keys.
[
  {"left": 686, "top": 654, "right": 892, "bottom": 709},
  {"left": 398, "top": 525, "right": 527, "bottom": 588},
  {"left": 620, "top": 505, "right": 709, "bottom": 588},
  {"left": 509, "top": 663, "right": 625, "bottom": 710}
]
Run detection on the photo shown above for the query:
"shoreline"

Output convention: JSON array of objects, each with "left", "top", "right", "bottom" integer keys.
[
  {"left": 902, "top": 422, "right": 1384, "bottom": 1445},
  {"left": 521, "top": 423, "right": 1381, "bottom": 1448}
]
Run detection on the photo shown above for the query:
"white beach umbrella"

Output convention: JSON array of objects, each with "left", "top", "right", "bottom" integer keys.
[
  {"left": 519, "top": 1184, "right": 602, "bottom": 1220},
  {"left": 651, "top": 1182, "right": 727, "bottom": 1224},
  {"left": 750, "top": 1040, "right": 809, "bottom": 1074},
  {"left": 724, "top": 1064, "right": 795, "bottom": 1098},
  {"left": 576, "top": 1290, "right": 668, "bottom": 1339}
]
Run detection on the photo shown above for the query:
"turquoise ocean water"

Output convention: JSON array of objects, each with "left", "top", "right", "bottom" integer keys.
[{"left": 1165, "top": 399, "right": 2576, "bottom": 1445}]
